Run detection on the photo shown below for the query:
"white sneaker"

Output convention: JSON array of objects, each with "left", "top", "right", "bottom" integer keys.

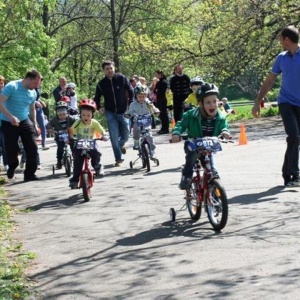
[
  {"left": 20, "top": 161, "right": 24, "bottom": 169},
  {"left": 99, "top": 165, "right": 104, "bottom": 176}
]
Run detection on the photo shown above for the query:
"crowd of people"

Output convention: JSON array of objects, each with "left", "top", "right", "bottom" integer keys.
[{"left": 1, "top": 24, "right": 299, "bottom": 189}]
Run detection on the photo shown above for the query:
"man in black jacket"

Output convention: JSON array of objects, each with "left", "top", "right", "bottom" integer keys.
[
  {"left": 170, "top": 64, "right": 190, "bottom": 122},
  {"left": 94, "top": 61, "right": 134, "bottom": 166}
]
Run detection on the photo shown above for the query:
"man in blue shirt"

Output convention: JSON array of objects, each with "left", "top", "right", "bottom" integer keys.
[
  {"left": 0, "top": 70, "right": 42, "bottom": 181},
  {"left": 252, "top": 26, "right": 300, "bottom": 187}
]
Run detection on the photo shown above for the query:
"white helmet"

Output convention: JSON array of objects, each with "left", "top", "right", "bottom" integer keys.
[{"left": 67, "top": 82, "right": 76, "bottom": 89}]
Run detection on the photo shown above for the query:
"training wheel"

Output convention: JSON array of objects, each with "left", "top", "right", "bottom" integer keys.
[
  {"left": 155, "top": 159, "right": 160, "bottom": 166},
  {"left": 169, "top": 208, "right": 176, "bottom": 222},
  {"left": 129, "top": 161, "right": 133, "bottom": 169}
]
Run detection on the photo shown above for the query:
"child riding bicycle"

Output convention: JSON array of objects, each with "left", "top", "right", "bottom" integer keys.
[
  {"left": 125, "top": 85, "right": 160, "bottom": 157},
  {"left": 183, "top": 76, "right": 204, "bottom": 111},
  {"left": 46, "top": 101, "right": 77, "bottom": 169},
  {"left": 68, "top": 99, "right": 108, "bottom": 188},
  {"left": 171, "top": 83, "right": 231, "bottom": 189}
]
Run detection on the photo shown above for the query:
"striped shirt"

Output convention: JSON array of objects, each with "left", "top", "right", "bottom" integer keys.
[
  {"left": 201, "top": 117, "right": 216, "bottom": 137},
  {"left": 1, "top": 80, "right": 37, "bottom": 122}
]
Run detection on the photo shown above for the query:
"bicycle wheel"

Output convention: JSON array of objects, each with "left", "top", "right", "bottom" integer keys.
[
  {"left": 205, "top": 179, "right": 228, "bottom": 231},
  {"left": 82, "top": 173, "right": 91, "bottom": 202},
  {"left": 141, "top": 143, "right": 150, "bottom": 172},
  {"left": 65, "top": 155, "right": 71, "bottom": 177},
  {"left": 186, "top": 179, "right": 202, "bottom": 221}
]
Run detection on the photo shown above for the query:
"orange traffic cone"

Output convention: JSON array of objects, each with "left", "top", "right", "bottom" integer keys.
[
  {"left": 170, "top": 118, "right": 176, "bottom": 129},
  {"left": 238, "top": 123, "right": 248, "bottom": 145}
]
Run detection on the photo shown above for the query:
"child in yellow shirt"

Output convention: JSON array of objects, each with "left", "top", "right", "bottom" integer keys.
[
  {"left": 69, "top": 99, "right": 107, "bottom": 188},
  {"left": 184, "top": 76, "right": 204, "bottom": 110}
]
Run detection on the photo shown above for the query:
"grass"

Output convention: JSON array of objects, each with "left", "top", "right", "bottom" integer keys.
[
  {"left": 0, "top": 176, "right": 36, "bottom": 300},
  {"left": 226, "top": 104, "right": 279, "bottom": 123}
]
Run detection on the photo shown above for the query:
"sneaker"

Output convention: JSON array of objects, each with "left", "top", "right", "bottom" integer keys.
[
  {"left": 7, "top": 168, "right": 15, "bottom": 179},
  {"left": 121, "top": 146, "right": 127, "bottom": 154},
  {"left": 24, "top": 175, "right": 39, "bottom": 182},
  {"left": 69, "top": 179, "right": 79, "bottom": 189},
  {"left": 290, "top": 175, "right": 300, "bottom": 187},
  {"left": 95, "top": 165, "right": 104, "bottom": 178},
  {"left": 283, "top": 175, "right": 291, "bottom": 186},
  {"left": 56, "top": 160, "right": 62, "bottom": 170},
  {"left": 42, "top": 146, "right": 49, "bottom": 150},
  {"left": 115, "top": 159, "right": 124, "bottom": 167},
  {"left": 19, "top": 161, "right": 24, "bottom": 169},
  {"left": 178, "top": 176, "right": 192, "bottom": 190}
]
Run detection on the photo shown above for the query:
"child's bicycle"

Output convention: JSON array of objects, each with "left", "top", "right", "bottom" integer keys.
[
  {"left": 129, "top": 114, "right": 159, "bottom": 172},
  {"left": 170, "top": 136, "right": 232, "bottom": 231},
  {"left": 52, "top": 130, "right": 73, "bottom": 177},
  {"left": 72, "top": 137, "right": 106, "bottom": 202}
]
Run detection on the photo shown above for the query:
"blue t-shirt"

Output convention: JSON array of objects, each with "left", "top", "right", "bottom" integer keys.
[
  {"left": 1, "top": 80, "right": 37, "bottom": 122},
  {"left": 271, "top": 48, "right": 300, "bottom": 106}
]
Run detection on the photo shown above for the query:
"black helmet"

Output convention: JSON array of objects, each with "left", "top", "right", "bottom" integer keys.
[
  {"left": 55, "top": 101, "right": 68, "bottom": 110},
  {"left": 134, "top": 85, "right": 147, "bottom": 95},
  {"left": 196, "top": 83, "right": 219, "bottom": 102},
  {"left": 190, "top": 76, "right": 204, "bottom": 87}
]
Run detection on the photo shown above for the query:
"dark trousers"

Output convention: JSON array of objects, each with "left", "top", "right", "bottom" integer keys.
[
  {"left": 55, "top": 139, "right": 65, "bottom": 161},
  {"left": 1, "top": 118, "right": 38, "bottom": 178},
  {"left": 157, "top": 98, "right": 169, "bottom": 131},
  {"left": 173, "top": 94, "right": 187, "bottom": 123},
  {"left": 0, "top": 131, "right": 8, "bottom": 165},
  {"left": 72, "top": 148, "right": 101, "bottom": 182},
  {"left": 279, "top": 103, "right": 300, "bottom": 177}
]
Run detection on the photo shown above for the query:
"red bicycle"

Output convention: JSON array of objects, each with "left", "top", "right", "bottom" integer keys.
[
  {"left": 170, "top": 136, "right": 230, "bottom": 231},
  {"left": 72, "top": 138, "right": 104, "bottom": 202}
]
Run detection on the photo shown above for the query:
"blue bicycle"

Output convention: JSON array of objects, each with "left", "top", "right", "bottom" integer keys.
[{"left": 129, "top": 114, "right": 159, "bottom": 172}]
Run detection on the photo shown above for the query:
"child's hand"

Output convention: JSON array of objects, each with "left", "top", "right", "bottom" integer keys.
[
  {"left": 171, "top": 135, "right": 180, "bottom": 143},
  {"left": 221, "top": 131, "right": 231, "bottom": 139}
]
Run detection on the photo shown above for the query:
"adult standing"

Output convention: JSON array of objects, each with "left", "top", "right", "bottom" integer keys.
[
  {"left": 94, "top": 60, "right": 134, "bottom": 166},
  {"left": 154, "top": 70, "right": 169, "bottom": 134},
  {"left": 0, "top": 69, "right": 42, "bottom": 181},
  {"left": 252, "top": 25, "right": 300, "bottom": 187},
  {"left": 52, "top": 77, "right": 67, "bottom": 103},
  {"left": 169, "top": 64, "right": 190, "bottom": 122}
]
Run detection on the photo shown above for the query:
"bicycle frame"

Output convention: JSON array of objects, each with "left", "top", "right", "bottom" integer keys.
[{"left": 78, "top": 142, "right": 95, "bottom": 189}]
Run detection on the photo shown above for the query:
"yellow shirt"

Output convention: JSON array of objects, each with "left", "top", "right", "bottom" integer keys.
[
  {"left": 184, "top": 93, "right": 197, "bottom": 107},
  {"left": 166, "top": 91, "right": 173, "bottom": 106},
  {"left": 70, "top": 119, "right": 105, "bottom": 139}
]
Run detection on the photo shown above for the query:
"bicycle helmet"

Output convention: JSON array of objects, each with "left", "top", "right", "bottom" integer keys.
[
  {"left": 60, "top": 95, "right": 70, "bottom": 103},
  {"left": 196, "top": 83, "right": 219, "bottom": 102},
  {"left": 134, "top": 85, "right": 147, "bottom": 95},
  {"left": 190, "top": 76, "right": 204, "bottom": 87},
  {"left": 79, "top": 99, "right": 97, "bottom": 112},
  {"left": 67, "top": 82, "right": 76, "bottom": 89},
  {"left": 55, "top": 101, "right": 68, "bottom": 110}
]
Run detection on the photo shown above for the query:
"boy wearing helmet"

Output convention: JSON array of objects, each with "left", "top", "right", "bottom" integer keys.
[
  {"left": 46, "top": 101, "right": 77, "bottom": 169},
  {"left": 125, "top": 86, "right": 159, "bottom": 155},
  {"left": 183, "top": 76, "right": 204, "bottom": 110},
  {"left": 172, "top": 83, "right": 231, "bottom": 189},
  {"left": 68, "top": 99, "right": 108, "bottom": 188}
]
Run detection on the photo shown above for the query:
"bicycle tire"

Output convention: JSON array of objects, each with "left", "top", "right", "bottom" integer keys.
[
  {"left": 82, "top": 173, "right": 91, "bottom": 202},
  {"left": 205, "top": 179, "right": 228, "bottom": 231},
  {"left": 186, "top": 179, "right": 202, "bottom": 221},
  {"left": 141, "top": 143, "right": 150, "bottom": 172},
  {"left": 65, "top": 155, "right": 71, "bottom": 177}
]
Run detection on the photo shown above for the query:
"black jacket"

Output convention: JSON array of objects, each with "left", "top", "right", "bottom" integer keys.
[{"left": 94, "top": 73, "right": 134, "bottom": 114}]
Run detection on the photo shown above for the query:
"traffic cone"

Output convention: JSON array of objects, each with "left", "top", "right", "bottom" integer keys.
[
  {"left": 170, "top": 118, "right": 176, "bottom": 129},
  {"left": 238, "top": 123, "right": 248, "bottom": 145}
]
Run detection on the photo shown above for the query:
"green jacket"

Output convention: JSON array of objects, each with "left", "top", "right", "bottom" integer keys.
[{"left": 172, "top": 107, "right": 229, "bottom": 138}]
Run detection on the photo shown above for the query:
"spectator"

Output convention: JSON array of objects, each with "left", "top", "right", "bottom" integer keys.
[
  {"left": 0, "top": 69, "right": 42, "bottom": 181},
  {"left": 53, "top": 77, "right": 67, "bottom": 103},
  {"left": 35, "top": 78, "right": 49, "bottom": 150},
  {"left": 94, "top": 60, "right": 134, "bottom": 166},
  {"left": 252, "top": 25, "right": 300, "bottom": 187},
  {"left": 0, "top": 75, "right": 8, "bottom": 170},
  {"left": 170, "top": 64, "right": 190, "bottom": 122},
  {"left": 66, "top": 82, "right": 78, "bottom": 115},
  {"left": 154, "top": 70, "right": 169, "bottom": 134},
  {"left": 221, "top": 97, "right": 237, "bottom": 115}
]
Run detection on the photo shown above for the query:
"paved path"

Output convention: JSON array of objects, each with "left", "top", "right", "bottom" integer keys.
[{"left": 5, "top": 116, "right": 300, "bottom": 299}]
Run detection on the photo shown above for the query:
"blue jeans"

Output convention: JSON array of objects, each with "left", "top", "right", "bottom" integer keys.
[
  {"left": 36, "top": 108, "right": 47, "bottom": 147},
  {"left": 279, "top": 103, "right": 300, "bottom": 177},
  {"left": 105, "top": 110, "right": 129, "bottom": 162}
]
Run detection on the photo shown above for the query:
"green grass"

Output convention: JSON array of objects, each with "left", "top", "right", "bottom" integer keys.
[
  {"left": 226, "top": 105, "right": 279, "bottom": 123},
  {"left": 0, "top": 177, "right": 36, "bottom": 300}
]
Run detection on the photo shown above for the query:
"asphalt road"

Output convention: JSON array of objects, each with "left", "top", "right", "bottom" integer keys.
[{"left": 5, "top": 115, "right": 300, "bottom": 299}]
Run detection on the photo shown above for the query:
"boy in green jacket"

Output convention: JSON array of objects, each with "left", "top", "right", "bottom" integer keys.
[{"left": 171, "top": 83, "right": 231, "bottom": 189}]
